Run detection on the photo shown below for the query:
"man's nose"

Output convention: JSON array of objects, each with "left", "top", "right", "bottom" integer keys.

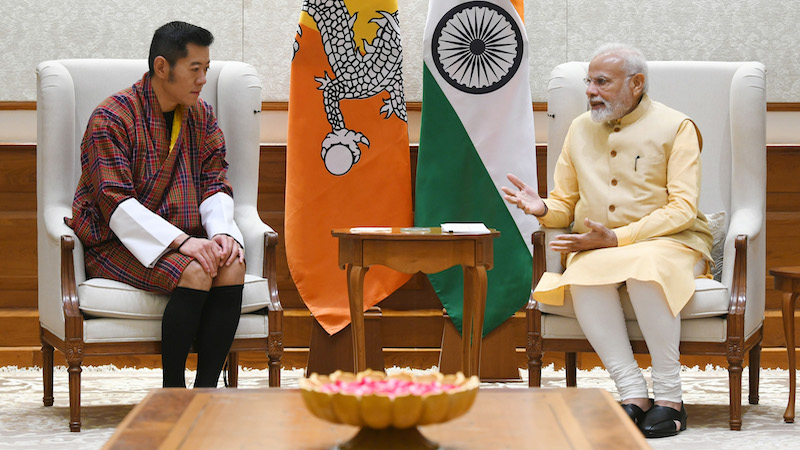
[{"left": 586, "top": 83, "right": 598, "bottom": 97}]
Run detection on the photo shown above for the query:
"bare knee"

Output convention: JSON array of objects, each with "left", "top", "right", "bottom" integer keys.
[
  {"left": 213, "top": 259, "right": 246, "bottom": 287},
  {"left": 177, "top": 261, "right": 213, "bottom": 291}
]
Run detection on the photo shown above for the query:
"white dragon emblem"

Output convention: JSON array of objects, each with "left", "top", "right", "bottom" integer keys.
[{"left": 298, "top": 0, "right": 407, "bottom": 176}]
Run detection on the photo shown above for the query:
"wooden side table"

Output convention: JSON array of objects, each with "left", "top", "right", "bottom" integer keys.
[
  {"left": 769, "top": 266, "right": 800, "bottom": 423},
  {"left": 332, "top": 227, "right": 499, "bottom": 377}
]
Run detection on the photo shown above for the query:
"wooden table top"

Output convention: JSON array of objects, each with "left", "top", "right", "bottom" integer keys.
[
  {"left": 104, "top": 387, "right": 649, "bottom": 449},
  {"left": 331, "top": 227, "right": 500, "bottom": 240},
  {"left": 770, "top": 266, "right": 800, "bottom": 291},
  {"left": 771, "top": 266, "right": 800, "bottom": 278}
]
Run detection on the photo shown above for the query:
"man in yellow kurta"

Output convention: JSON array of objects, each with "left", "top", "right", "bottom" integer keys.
[{"left": 503, "top": 44, "right": 711, "bottom": 438}]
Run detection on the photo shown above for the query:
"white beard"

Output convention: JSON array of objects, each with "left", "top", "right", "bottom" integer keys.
[
  {"left": 590, "top": 98, "right": 616, "bottom": 122},
  {"left": 589, "top": 91, "right": 634, "bottom": 122}
]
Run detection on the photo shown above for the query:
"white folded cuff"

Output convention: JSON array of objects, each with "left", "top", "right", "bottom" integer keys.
[
  {"left": 200, "top": 192, "right": 245, "bottom": 251},
  {"left": 109, "top": 198, "right": 184, "bottom": 268}
]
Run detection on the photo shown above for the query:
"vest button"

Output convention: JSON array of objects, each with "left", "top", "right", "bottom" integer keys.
[
  {"left": 614, "top": 127, "right": 621, "bottom": 132},
  {"left": 609, "top": 205, "right": 616, "bottom": 212},
  {"left": 610, "top": 150, "right": 617, "bottom": 157},
  {"left": 611, "top": 179, "right": 618, "bottom": 186}
]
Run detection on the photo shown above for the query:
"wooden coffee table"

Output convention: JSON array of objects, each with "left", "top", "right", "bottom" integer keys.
[{"left": 104, "top": 387, "right": 649, "bottom": 449}]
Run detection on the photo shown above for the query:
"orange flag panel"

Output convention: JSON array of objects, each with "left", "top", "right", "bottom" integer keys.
[{"left": 286, "top": 9, "right": 412, "bottom": 335}]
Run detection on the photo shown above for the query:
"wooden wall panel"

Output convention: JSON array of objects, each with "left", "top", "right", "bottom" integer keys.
[
  {"left": 0, "top": 145, "right": 36, "bottom": 312},
  {"left": 767, "top": 147, "right": 800, "bottom": 203},
  {"left": 0, "top": 310, "right": 38, "bottom": 346}
]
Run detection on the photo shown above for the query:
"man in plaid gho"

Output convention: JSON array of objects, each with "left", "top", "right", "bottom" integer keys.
[{"left": 67, "top": 21, "right": 245, "bottom": 388}]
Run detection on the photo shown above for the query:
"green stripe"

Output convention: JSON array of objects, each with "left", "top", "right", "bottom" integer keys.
[{"left": 415, "top": 64, "right": 532, "bottom": 336}]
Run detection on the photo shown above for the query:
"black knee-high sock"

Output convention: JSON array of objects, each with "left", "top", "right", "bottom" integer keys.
[
  {"left": 161, "top": 287, "right": 209, "bottom": 387},
  {"left": 194, "top": 284, "right": 243, "bottom": 388}
]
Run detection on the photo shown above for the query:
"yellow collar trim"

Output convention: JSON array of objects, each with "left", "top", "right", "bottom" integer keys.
[{"left": 169, "top": 105, "right": 183, "bottom": 154}]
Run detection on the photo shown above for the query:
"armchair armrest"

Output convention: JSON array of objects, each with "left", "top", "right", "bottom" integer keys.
[
  {"left": 541, "top": 227, "right": 570, "bottom": 273},
  {"left": 527, "top": 228, "right": 570, "bottom": 310},
  {"left": 262, "top": 230, "right": 283, "bottom": 314},
  {"left": 724, "top": 208, "right": 763, "bottom": 252},
  {"left": 725, "top": 235, "right": 749, "bottom": 354},
  {"left": 44, "top": 206, "right": 77, "bottom": 243},
  {"left": 262, "top": 229, "right": 284, "bottom": 385},
  {"left": 234, "top": 205, "right": 275, "bottom": 275},
  {"left": 60, "top": 236, "right": 84, "bottom": 344},
  {"left": 725, "top": 207, "right": 766, "bottom": 337},
  {"left": 527, "top": 231, "right": 546, "bottom": 315},
  {"left": 44, "top": 206, "right": 87, "bottom": 283}
]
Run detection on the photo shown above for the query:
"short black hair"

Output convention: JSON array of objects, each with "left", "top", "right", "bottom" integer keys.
[{"left": 148, "top": 21, "right": 214, "bottom": 77}]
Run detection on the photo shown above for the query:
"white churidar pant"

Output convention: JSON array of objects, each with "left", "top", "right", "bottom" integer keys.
[{"left": 570, "top": 260, "right": 705, "bottom": 402}]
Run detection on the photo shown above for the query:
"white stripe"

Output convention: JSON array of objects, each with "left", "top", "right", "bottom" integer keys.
[{"left": 424, "top": 0, "right": 539, "bottom": 252}]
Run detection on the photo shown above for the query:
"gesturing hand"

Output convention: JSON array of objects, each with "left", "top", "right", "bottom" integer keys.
[
  {"left": 176, "top": 236, "right": 222, "bottom": 276},
  {"left": 549, "top": 218, "right": 618, "bottom": 253},
  {"left": 212, "top": 233, "right": 244, "bottom": 267},
  {"left": 501, "top": 173, "right": 546, "bottom": 216}
]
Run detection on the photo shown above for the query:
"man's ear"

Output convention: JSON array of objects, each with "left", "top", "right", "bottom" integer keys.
[
  {"left": 153, "top": 56, "right": 170, "bottom": 80},
  {"left": 630, "top": 73, "right": 645, "bottom": 97}
]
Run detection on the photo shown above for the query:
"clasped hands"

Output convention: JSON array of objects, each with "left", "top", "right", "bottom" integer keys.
[
  {"left": 501, "top": 173, "right": 617, "bottom": 253},
  {"left": 172, "top": 233, "right": 244, "bottom": 276}
]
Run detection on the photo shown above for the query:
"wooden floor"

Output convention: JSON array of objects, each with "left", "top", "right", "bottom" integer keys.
[{"left": 2, "top": 143, "right": 800, "bottom": 371}]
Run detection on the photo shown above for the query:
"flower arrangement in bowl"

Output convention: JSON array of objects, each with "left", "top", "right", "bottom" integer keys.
[{"left": 300, "top": 369, "right": 479, "bottom": 449}]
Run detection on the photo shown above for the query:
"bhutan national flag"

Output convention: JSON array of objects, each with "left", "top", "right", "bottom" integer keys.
[{"left": 286, "top": 0, "right": 412, "bottom": 334}]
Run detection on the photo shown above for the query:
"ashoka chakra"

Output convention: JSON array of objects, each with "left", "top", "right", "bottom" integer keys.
[{"left": 432, "top": 1, "right": 523, "bottom": 94}]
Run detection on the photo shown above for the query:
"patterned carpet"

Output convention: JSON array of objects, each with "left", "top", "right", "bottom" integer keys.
[{"left": 0, "top": 365, "right": 798, "bottom": 449}]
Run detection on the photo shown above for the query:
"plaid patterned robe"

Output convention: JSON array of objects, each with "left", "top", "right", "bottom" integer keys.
[{"left": 66, "top": 74, "right": 233, "bottom": 293}]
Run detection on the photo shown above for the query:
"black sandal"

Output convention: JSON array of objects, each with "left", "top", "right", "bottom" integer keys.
[
  {"left": 621, "top": 403, "right": 647, "bottom": 424},
  {"left": 639, "top": 402, "right": 687, "bottom": 438}
]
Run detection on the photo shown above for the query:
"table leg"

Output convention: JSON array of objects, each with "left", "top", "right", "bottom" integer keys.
[
  {"left": 782, "top": 291, "right": 798, "bottom": 423},
  {"left": 462, "top": 265, "right": 488, "bottom": 378},
  {"left": 346, "top": 264, "right": 369, "bottom": 373},
  {"left": 461, "top": 267, "right": 474, "bottom": 377}
]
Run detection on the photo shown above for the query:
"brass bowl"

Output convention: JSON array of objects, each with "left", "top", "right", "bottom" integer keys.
[{"left": 300, "top": 370, "right": 479, "bottom": 430}]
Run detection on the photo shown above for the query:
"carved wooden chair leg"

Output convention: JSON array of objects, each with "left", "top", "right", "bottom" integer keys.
[
  {"left": 227, "top": 352, "right": 239, "bottom": 388},
  {"left": 527, "top": 347, "right": 543, "bottom": 388},
  {"left": 67, "top": 352, "right": 83, "bottom": 432},
  {"left": 728, "top": 358, "right": 744, "bottom": 431},
  {"left": 749, "top": 342, "right": 761, "bottom": 405},
  {"left": 42, "top": 339, "right": 54, "bottom": 407},
  {"left": 268, "top": 330, "right": 283, "bottom": 388},
  {"left": 566, "top": 353, "right": 578, "bottom": 387},
  {"left": 526, "top": 303, "right": 544, "bottom": 388},
  {"left": 526, "top": 333, "right": 543, "bottom": 387}
]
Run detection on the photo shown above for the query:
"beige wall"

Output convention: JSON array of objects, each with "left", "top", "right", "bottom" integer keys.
[
  {"left": 3, "top": 0, "right": 799, "bottom": 102},
  {"left": 2, "top": 0, "right": 799, "bottom": 143}
]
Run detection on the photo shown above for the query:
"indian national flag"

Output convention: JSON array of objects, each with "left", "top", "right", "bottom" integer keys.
[
  {"left": 286, "top": 0, "right": 412, "bottom": 335},
  {"left": 416, "top": 0, "right": 538, "bottom": 335}
]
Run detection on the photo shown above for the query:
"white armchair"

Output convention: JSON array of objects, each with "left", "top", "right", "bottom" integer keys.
[
  {"left": 526, "top": 61, "right": 766, "bottom": 431},
  {"left": 36, "top": 59, "right": 283, "bottom": 432}
]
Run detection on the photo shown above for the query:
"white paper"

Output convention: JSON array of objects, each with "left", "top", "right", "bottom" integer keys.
[
  {"left": 349, "top": 227, "right": 393, "bottom": 233},
  {"left": 440, "top": 223, "right": 490, "bottom": 234}
]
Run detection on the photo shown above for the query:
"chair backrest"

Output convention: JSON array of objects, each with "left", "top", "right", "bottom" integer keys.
[
  {"left": 546, "top": 61, "right": 766, "bottom": 333},
  {"left": 36, "top": 59, "right": 263, "bottom": 336},
  {"left": 36, "top": 59, "right": 262, "bottom": 216},
  {"left": 547, "top": 61, "right": 765, "bottom": 215}
]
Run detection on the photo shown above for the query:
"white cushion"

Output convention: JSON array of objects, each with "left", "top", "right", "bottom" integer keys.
[
  {"left": 537, "top": 277, "right": 729, "bottom": 320},
  {"left": 83, "top": 313, "right": 269, "bottom": 343},
  {"left": 79, "top": 273, "right": 271, "bottom": 319},
  {"left": 540, "top": 314, "right": 729, "bottom": 343}
]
